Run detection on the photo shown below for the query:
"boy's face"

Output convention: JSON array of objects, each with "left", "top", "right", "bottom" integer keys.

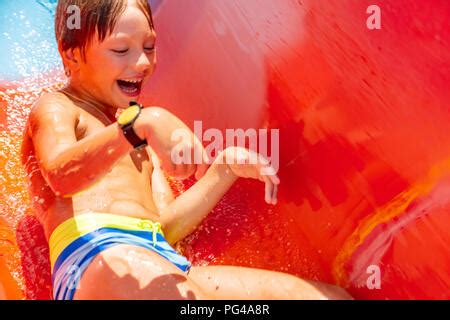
[{"left": 73, "top": 2, "right": 156, "bottom": 109}]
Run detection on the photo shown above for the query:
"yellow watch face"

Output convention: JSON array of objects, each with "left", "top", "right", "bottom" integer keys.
[{"left": 118, "top": 105, "right": 141, "bottom": 126}]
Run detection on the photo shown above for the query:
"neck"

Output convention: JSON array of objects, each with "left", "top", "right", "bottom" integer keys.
[{"left": 61, "top": 82, "right": 118, "bottom": 125}]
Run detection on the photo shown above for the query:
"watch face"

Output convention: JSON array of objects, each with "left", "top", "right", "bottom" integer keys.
[{"left": 118, "top": 105, "right": 141, "bottom": 126}]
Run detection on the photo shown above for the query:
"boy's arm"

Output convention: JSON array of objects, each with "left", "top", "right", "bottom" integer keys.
[
  {"left": 149, "top": 148, "right": 175, "bottom": 212},
  {"left": 158, "top": 163, "right": 238, "bottom": 244},
  {"left": 29, "top": 94, "right": 134, "bottom": 196},
  {"left": 159, "top": 147, "right": 279, "bottom": 245},
  {"left": 29, "top": 94, "right": 207, "bottom": 197}
]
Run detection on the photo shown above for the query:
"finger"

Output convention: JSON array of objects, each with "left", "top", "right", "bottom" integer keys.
[
  {"left": 264, "top": 167, "right": 280, "bottom": 186},
  {"left": 257, "top": 153, "right": 271, "bottom": 167},
  {"left": 259, "top": 164, "right": 279, "bottom": 183},
  {"left": 264, "top": 177, "right": 273, "bottom": 205},
  {"left": 270, "top": 173, "right": 281, "bottom": 185},
  {"left": 271, "top": 184, "right": 278, "bottom": 205},
  {"left": 255, "top": 162, "right": 275, "bottom": 184},
  {"left": 263, "top": 172, "right": 277, "bottom": 205}
]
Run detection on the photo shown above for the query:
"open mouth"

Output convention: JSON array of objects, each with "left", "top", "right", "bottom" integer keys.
[{"left": 117, "top": 79, "right": 143, "bottom": 97}]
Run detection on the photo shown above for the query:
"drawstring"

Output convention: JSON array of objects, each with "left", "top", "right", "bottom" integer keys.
[
  {"left": 139, "top": 220, "right": 163, "bottom": 247},
  {"left": 152, "top": 222, "right": 162, "bottom": 247}
]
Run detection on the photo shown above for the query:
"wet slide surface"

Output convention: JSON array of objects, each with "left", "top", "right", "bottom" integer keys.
[{"left": 1, "top": 0, "right": 449, "bottom": 299}]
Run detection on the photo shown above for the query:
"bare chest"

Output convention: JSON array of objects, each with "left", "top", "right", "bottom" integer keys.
[{"left": 71, "top": 112, "right": 157, "bottom": 214}]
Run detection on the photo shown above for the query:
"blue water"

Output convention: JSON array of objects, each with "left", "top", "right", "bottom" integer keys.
[
  {"left": 0, "top": 0, "right": 162, "bottom": 81},
  {"left": 0, "top": 0, "right": 59, "bottom": 80}
]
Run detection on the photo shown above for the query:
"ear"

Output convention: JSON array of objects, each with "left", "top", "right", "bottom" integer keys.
[{"left": 58, "top": 42, "right": 81, "bottom": 73}]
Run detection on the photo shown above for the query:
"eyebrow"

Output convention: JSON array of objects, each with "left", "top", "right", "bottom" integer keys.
[{"left": 107, "top": 32, "right": 156, "bottom": 43}]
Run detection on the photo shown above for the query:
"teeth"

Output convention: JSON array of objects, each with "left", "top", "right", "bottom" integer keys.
[{"left": 119, "top": 79, "right": 142, "bottom": 84}]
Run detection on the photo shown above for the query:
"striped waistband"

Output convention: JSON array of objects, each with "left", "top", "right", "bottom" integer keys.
[{"left": 48, "top": 213, "right": 164, "bottom": 272}]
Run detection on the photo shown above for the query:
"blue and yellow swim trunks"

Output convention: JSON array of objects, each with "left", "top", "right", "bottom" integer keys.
[{"left": 49, "top": 212, "right": 192, "bottom": 300}]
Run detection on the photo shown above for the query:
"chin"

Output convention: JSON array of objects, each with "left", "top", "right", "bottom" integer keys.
[
  {"left": 118, "top": 97, "right": 141, "bottom": 109},
  {"left": 114, "top": 91, "right": 141, "bottom": 109},
  {"left": 112, "top": 95, "right": 129, "bottom": 109}
]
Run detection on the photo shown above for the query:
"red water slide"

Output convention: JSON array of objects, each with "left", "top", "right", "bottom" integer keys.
[
  {"left": 142, "top": 0, "right": 450, "bottom": 299},
  {"left": 0, "top": 0, "right": 449, "bottom": 299}
]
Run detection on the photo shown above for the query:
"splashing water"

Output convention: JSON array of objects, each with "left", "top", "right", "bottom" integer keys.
[
  {"left": 1, "top": 76, "right": 66, "bottom": 299},
  {"left": 35, "top": 0, "right": 57, "bottom": 15},
  {"left": 0, "top": 0, "right": 60, "bottom": 81}
]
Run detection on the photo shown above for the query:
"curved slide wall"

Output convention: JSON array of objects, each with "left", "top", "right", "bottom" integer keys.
[{"left": 0, "top": 0, "right": 449, "bottom": 299}]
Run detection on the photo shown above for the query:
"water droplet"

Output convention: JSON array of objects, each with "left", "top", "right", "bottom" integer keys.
[{"left": 151, "top": 110, "right": 161, "bottom": 118}]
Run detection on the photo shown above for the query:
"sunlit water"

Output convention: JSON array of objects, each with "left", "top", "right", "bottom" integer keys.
[{"left": 0, "top": 0, "right": 72, "bottom": 298}]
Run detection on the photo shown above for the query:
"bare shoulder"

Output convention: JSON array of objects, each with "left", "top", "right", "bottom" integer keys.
[
  {"left": 30, "top": 91, "right": 79, "bottom": 121},
  {"left": 28, "top": 91, "right": 78, "bottom": 130}
]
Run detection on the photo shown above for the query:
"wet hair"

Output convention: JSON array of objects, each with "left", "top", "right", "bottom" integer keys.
[{"left": 55, "top": 0, "right": 154, "bottom": 61}]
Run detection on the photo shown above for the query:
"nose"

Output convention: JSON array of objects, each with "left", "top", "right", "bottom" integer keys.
[{"left": 134, "top": 51, "right": 153, "bottom": 74}]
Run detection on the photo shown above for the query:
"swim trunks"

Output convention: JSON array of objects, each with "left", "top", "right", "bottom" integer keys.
[{"left": 49, "top": 212, "right": 191, "bottom": 300}]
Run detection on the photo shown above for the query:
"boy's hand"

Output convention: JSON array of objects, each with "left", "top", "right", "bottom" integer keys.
[
  {"left": 215, "top": 147, "right": 280, "bottom": 205},
  {"left": 135, "top": 107, "right": 209, "bottom": 179}
]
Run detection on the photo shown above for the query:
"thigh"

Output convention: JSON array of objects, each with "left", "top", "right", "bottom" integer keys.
[
  {"left": 188, "top": 265, "right": 352, "bottom": 300},
  {"left": 74, "top": 244, "right": 210, "bottom": 300}
]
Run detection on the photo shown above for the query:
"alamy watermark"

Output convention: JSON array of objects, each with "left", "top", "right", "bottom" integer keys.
[
  {"left": 65, "top": 4, "right": 382, "bottom": 32},
  {"left": 366, "top": 264, "right": 381, "bottom": 290},
  {"left": 67, "top": 5, "right": 81, "bottom": 30},
  {"left": 171, "top": 121, "right": 280, "bottom": 176},
  {"left": 367, "top": 5, "right": 382, "bottom": 30}
]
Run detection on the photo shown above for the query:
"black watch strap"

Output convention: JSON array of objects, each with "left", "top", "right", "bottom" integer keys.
[
  {"left": 121, "top": 101, "right": 148, "bottom": 150},
  {"left": 122, "top": 123, "right": 148, "bottom": 150}
]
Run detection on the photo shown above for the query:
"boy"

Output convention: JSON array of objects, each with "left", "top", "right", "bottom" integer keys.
[{"left": 21, "top": 0, "right": 351, "bottom": 300}]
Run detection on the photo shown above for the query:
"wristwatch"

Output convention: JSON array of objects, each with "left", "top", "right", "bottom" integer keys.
[{"left": 118, "top": 101, "right": 148, "bottom": 150}]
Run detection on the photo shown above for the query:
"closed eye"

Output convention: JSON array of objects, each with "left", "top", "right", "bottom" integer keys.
[
  {"left": 111, "top": 49, "right": 129, "bottom": 54},
  {"left": 144, "top": 47, "right": 155, "bottom": 52}
]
